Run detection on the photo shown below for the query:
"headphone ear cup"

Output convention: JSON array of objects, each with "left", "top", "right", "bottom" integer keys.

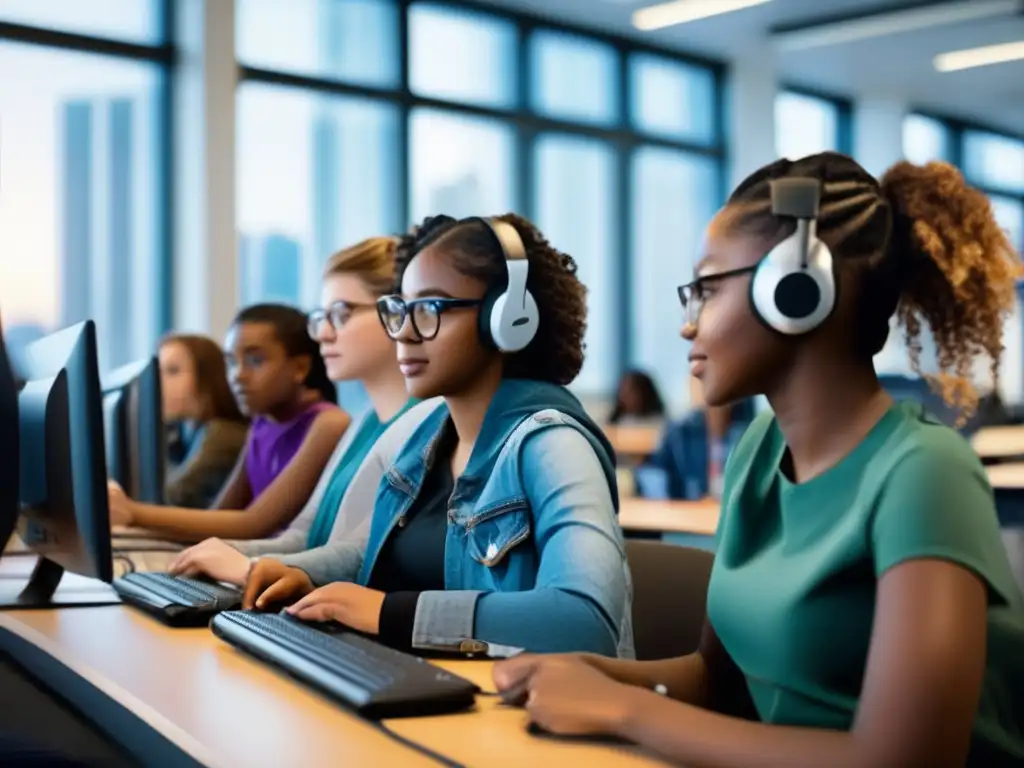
[
  {"left": 485, "top": 289, "right": 540, "bottom": 353},
  {"left": 749, "top": 236, "right": 836, "bottom": 335}
]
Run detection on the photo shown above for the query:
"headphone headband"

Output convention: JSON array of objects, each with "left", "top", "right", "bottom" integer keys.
[
  {"left": 771, "top": 178, "right": 821, "bottom": 219},
  {"left": 459, "top": 217, "right": 538, "bottom": 353}
]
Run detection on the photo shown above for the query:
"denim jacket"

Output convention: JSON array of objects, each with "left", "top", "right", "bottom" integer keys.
[{"left": 283, "top": 380, "right": 634, "bottom": 659}]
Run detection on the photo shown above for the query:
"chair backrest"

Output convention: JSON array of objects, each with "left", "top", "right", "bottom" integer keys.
[{"left": 626, "top": 540, "right": 714, "bottom": 661}]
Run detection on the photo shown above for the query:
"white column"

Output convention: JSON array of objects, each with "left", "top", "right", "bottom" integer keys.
[
  {"left": 172, "top": 0, "right": 238, "bottom": 338},
  {"left": 727, "top": 47, "right": 777, "bottom": 414},
  {"left": 853, "top": 96, "right": 906, "bottom": 179},
  {"left": 727, "top": 45, "right": 778, "bottom": 190}
]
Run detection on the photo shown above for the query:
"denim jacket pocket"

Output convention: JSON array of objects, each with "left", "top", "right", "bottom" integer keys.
[{"left": 464, "top": 500, "right": 532, "bottom": 568}]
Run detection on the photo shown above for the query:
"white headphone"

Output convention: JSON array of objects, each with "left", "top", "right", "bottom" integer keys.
[
  {"left": 474, "top": 218, "right": 540, "bottom": 353},
  {"left": 749, "top": 178, "right": 836, "bottom": 335}
]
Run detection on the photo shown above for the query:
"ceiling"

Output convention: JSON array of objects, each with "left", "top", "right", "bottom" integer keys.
[{"left": 473, "top": 0, "right": 1024, "bottom": 136}]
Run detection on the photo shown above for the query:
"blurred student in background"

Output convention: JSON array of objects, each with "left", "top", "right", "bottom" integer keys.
[
  {"left": 169, "top": 237, "right": 426, "bottom": 583},
  {"left": 242, "top": 214, "right": 633, "bottom": 658},
  {"left": 634, "top": 376, "right": 753, "bottom": 500},
  {"left": 495, "top": 155, "right": 1024, "bottom": 766},
  {"left": 109, "top": 303, "right": 348, "bottom": 542},
  {"left": 608, "top": 370, "right": 665, "bottom": 426},
  {"left": 159, "top": 334, "right": 248, "bottom": 508}
]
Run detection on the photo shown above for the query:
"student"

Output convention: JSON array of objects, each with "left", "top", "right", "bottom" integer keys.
[
  {"left": 244, "top": 214, "right": 633, "bottom": 658},
  {"left": 108, "top": 304, "right": 349, "bottom": 542},
  {"left": 492, "top": 155, "right": 1024, "bottom": 766},
  {"left": 608, "top": 370, "right": 665, "bottom": 426},
  {"left": 159, "top": 334, "right": 249, "bottom": 508},
  {"left": 167, "top": 237, "right": 425, "bottom": 583}
]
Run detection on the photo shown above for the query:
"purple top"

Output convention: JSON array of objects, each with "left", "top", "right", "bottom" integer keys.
[{"left": 245, "top": 401, "right": 336, "bottom": 500}]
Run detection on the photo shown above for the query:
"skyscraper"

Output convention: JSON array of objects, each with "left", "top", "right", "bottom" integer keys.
[
  {"left": 239, "top": 234, "right": 303, "bottom": 307},
  {"left": 61, "top": 96, "right": 135, "bottom": 370},
  {"left": 61, "top": 100, "right": 92, "bottom": 330}
]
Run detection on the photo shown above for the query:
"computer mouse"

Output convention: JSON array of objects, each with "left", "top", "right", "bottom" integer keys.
[
  {"left": 498, "top": 682, "right": 529, "bottom": 707},
  {"left": 526, "top": 721, "right": 630, "bottom": 744}
]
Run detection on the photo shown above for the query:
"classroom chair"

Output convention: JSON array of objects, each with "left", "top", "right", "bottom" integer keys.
[{"left": 626, "top": 540, "right": 714, "bottom": 661}]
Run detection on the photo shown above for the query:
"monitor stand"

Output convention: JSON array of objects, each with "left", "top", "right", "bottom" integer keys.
[{"left": 0, "top": 556, "right": 121, "bottom": 609}]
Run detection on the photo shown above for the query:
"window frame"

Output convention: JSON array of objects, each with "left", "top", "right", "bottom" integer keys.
[
  {"left": 908, "top": 110, "right": 1024, "bottom": 253},
  {"left": 0, "top": 3, "right": 176, "bottom": 334},
  {"left": 775, "top": 84, "right": 854, "bottom": 158},
  {"left": 236, "top": 0, "right": 728, "bottom": 390}
]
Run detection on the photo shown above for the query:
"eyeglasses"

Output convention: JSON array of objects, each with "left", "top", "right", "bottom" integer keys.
[
  {"left": 376, "top": 295, "right": 482, "bottom": 341},
  {"left": 677, "top": 265, "right": 757, "bottom": 325},
  {"left": 306, "top": 301, "right": 376, "bottom": 340}
]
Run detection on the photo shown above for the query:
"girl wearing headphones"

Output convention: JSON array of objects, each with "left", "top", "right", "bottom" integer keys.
[
  {"left": 493, "top": 154, "right": 1024, "bottom": 766},
  {"left": 244, "top": 214, "right": 632, "bottom": 658}
]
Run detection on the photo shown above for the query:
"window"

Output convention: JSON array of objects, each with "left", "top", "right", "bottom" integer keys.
[
  {"left": 237, "top": 83, "right": 401, "bottom": 307},
  {"left": 0, "top": 0, "right": 162, "bottom": 44},
  {"left": 902, "top": 113, "right": 950, "bottom": 165},
  {"left": 236, "top": 0, "right": 399, "bottom": 88},
  {"left": 529, "top": 31, "right": 618, "bottom": 126},
  {"left": 629, "top": 53, "right": 715, "bottom": 144},
  {"left": 409, "top": 110, "right": 516, "bottom": 222},
  {"left": 533, "top": 135, "right": 617, "bottom": 393},
  {"left": 990, "top": 195, "right": 1024, "bottom": 254},
  {"left": 631, "top": 148, "right": 719, "bottom": 411},
  {"left": 775, "top": 91, "right": 841, "bottom": 160},
  {"left": 237, "top": 4, "right": 725, "bottom": 408},
  {"left": 0, "top": 41, "right": 164, "bottom": 373},
  {"left": 963, "top": 131, "right": 1024, "bottom": 195},
  {"left": 408, "top": 4, "right": 517, "bottom": 109}
]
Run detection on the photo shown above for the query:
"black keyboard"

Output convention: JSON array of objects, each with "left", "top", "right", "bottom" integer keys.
[
  {"left": 211, "top": 610, "right": 480, "bottom": 718},
  {"left": 113, "top": 572, "right": 242, "bottom": 627}
]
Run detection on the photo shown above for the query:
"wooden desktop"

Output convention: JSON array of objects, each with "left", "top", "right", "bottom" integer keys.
[{"left": 0, "top": 556, "right": 673, "bottom": 767}]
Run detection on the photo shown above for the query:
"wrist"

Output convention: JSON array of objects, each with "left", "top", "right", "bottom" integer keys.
[{"left": 608, "top": 683, "right": 671, "bottom": 737}]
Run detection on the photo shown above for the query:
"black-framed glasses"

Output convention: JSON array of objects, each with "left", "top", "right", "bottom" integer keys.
[
  {"left": 306, "top": 301, "right": 377, "bottom": 340},
  {"left": 376, "top": 295, "right": 482, "bottom": 341},
  {"left": 677, "top": 265, "right": 758, "bottom": 325}
]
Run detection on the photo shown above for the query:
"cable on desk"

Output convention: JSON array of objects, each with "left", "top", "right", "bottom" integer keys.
[{"left": 373, "top": 721, "right": 466, "bottom": 768}]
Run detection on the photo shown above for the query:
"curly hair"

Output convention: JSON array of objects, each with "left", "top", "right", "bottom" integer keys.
[
  {"left": 725, "top": 151, "right": 1020, "bottom": 418},
  {"left": 394, "top": 213, "right": 587, "bottom": 385}
]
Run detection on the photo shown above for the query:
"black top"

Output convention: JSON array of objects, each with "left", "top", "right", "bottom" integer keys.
[{"left": 368, "top": 426, "right": 453, "bottom": 649}]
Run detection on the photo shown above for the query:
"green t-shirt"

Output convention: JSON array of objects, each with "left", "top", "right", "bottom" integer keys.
[{"left": 708, "top": 401, "right": 1024, "bottom": 764}]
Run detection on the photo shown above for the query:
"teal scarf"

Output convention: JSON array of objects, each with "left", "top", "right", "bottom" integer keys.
[{"left": 305, "top": 399, "right": 419, "bottom": 549}]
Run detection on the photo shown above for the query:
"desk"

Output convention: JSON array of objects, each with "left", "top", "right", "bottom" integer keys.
[
  {"left": 972, "top": 425, "right": 1024, "bottom": 461},
  {"left": 619, "top": 498, "right": 719, "bottom": 549},
  {"left": 605, "top": 425, "right": 660, "bottom": 459},
  {"left": 0, "top": 605, "right": 673, "bottom": 768}
]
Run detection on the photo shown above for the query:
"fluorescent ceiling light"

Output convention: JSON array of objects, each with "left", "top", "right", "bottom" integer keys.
[
  {"left": 934, "top": 40, "right": 1024, "bottom": 72},
  {"left": 633, "top": 0, "right": 772, "bottom": 32},
  {"left": 773, "top": 0, "right": 1020, "bottom": 52}
]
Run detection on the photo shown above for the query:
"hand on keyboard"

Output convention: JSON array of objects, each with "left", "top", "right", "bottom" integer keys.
[
  {"left": 169, "top": 538, "right": 250, "bottom": 585},
  {"left": 285, "top": 583, "right": 387, "bottom": 635},
  {"left": 242, "top": 558, "right": 315, "bottom": 611}
]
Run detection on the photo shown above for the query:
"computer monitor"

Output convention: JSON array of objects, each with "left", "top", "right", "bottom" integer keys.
[
  {"left": 103, "top": 357, "right": 165, "bottom": 504},
  {"left": 0, "top": 320, "right": 118, "bottom": 608},
  {"left": 0, "top": 314, "right": 19, "bottom": 552}
]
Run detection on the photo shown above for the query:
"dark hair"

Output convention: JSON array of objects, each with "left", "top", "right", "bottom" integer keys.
[
  {"left": 609, "top": 370, "right": 665, "bottom": 424},
  {"left": 724, "top": 151, "right": 1019, "bottom": 417},
  {"left": 159, "top": 333, "right": 245, "bottom": 424},
  {"left": 394, "top": 213, "right": 588, "bottom": 386},
  {"left": 232, "top": 304, "right": 337, "bottom": 404}
]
